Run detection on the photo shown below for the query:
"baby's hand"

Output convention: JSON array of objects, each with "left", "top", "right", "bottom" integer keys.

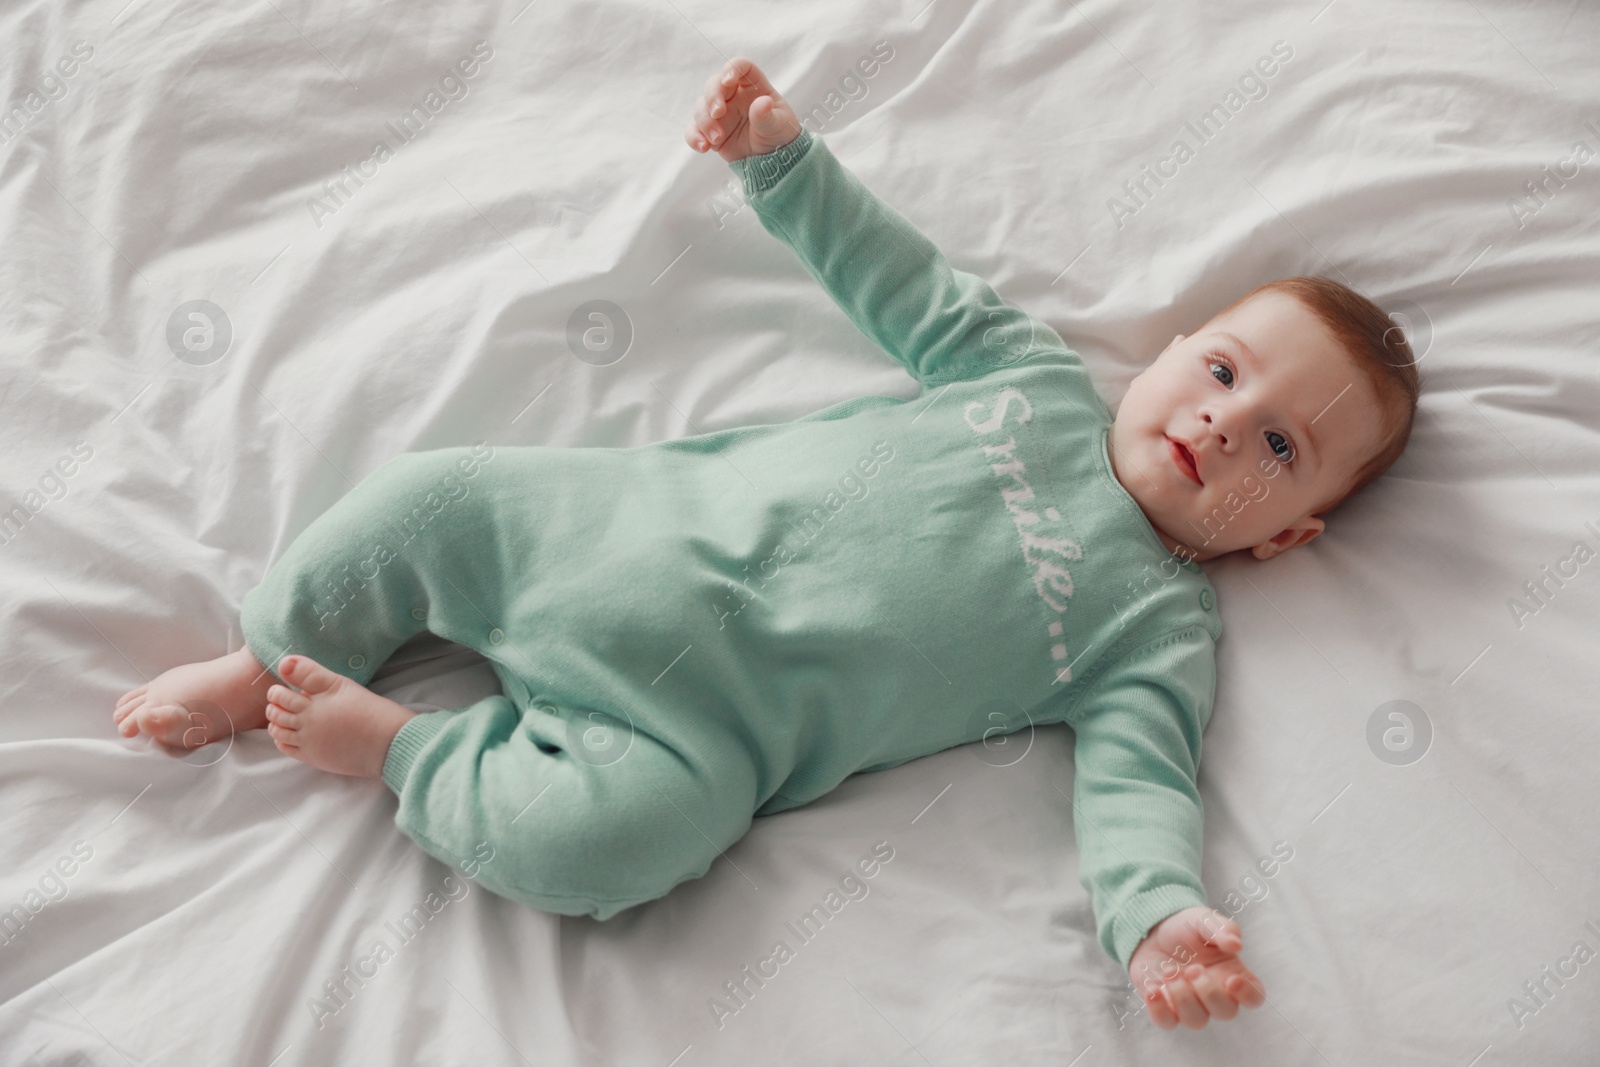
[
  {"left": 1126, "top": 907, "right": 1267, "bottom": 1030},
  {"left": 685, "top": 57, "right": 802, "bottom": 163}
]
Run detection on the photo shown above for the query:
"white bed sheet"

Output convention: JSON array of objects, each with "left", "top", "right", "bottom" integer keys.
[{"left": 2, "top": 0, "right": 1597, "bottom": 1063}]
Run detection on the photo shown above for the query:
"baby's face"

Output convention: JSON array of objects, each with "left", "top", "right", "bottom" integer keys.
[{"left": 1108, "top": 290, "right": 1384, "bottom": 562}]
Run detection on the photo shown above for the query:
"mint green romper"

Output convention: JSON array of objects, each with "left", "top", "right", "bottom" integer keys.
[{"left": 240, "top": 128, "right": 1223, "bottom": 969}]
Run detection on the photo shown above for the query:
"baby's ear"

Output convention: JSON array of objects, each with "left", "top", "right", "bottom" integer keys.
[{"left": 1250, "top": 517, "right": 1325, "bottom": 561}]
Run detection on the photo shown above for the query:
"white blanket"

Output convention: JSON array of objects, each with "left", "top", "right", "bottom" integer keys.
[{"left": 2, "top": 0, "right": 1596, "bottom": 1063}]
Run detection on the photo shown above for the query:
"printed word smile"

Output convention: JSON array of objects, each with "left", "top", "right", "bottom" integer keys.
[{"left": 963, "top": 386, "right": 1083, "bottom": 684}]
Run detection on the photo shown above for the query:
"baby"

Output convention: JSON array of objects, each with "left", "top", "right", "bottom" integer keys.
[{"left": 113, "top": 58, "right": 1419, "bottom": 1033}]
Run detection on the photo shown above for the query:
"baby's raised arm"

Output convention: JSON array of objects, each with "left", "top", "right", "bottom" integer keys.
[{"left": 685, "top": 58, "right": 1071, "bottom": 388}]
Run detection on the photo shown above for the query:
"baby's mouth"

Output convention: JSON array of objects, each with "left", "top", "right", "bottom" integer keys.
[{"left": 1165, "top": 435, "right": 1203, "bottom": 486}]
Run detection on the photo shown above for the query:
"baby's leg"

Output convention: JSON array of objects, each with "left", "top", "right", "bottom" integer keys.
[
  {"left": 236, "top": 447, "right": 511, "bottom": 701},
  {"left": 380, "top": 694, "right": 763, "bottom": 919},
  {"left": 116, "top": 447, "right": 491, "bottom": 750},
  {"left": 114, "top": 646, "right": 275, "bottom": 748}
]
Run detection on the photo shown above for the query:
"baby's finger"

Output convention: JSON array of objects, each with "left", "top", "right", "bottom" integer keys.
[
  {"left": 724, "top": 56, "right": 779, "bottom": 102},
  {"left": 703, "top": 65, "right": 736, "bottom": 106},
  {"left": 1162, "top": 977, "right": 1210, "bottom": 1030},
  {"left": 1186, "top": 965, "right": 1239, "bottom": 1021},
  {"left": 692, "top": 99, "right": 726, "bottom": 146},
  {"left": 1200, "top": 914, "right": 1244, "bottom": 955},
  {"left": 1143, "top": 988, "right": 1179, "bottom": 1030},
  {"left": 1226, "top": 970, "right": 1269, "bottom": 1008},
  {"left": 684, "top": 123, "right": 707, "bottom": 152}
]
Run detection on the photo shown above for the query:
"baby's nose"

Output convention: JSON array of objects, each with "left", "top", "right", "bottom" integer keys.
[{"left": 1200, "top": 414, "right": 1230, "bottom": 446}]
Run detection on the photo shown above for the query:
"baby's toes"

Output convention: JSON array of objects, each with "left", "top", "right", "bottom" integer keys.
[
  {"left": 268, "top": 684, "right": 310, "bottom": 714},
  {"left": 265, "top": 702, "right": 301, "bottom": 730},
  {"left": 136, "top": 704, "right": 192, "bottom": 747},
  {"left": 276, "top": 655, "right": 342, "bottom": 697},
  {"left": 267, "top": 722, "right": 300, "bottom": 752},
  {"left": 115, "top": 703, "right": 143, "bottom": 737},
  {"left": 115, "top": 685, "right": 147, "bottom": 713}
]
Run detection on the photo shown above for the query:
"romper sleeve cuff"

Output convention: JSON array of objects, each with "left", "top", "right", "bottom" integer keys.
[
  {"left": 381, "top": 710, "right": 454, "bottom": 796},
  {"left": 729, "top": 127, "right": 817, "bottom": 197},
  {"left": 1111, "top": 884, "right": 1212, "bottom": 970}
]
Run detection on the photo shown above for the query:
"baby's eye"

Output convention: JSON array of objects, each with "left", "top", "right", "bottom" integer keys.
[
  {"left": 1266, "top": 431, "right": 1295, "bottom": 463},
  {"left": 1208, "top": 357, "right": 1235, "bottom": 387}
]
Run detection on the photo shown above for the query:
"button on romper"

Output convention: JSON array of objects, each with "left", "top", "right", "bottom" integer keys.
[{"left": 240, "top": 129, "right": 1223, "bottom": 968}]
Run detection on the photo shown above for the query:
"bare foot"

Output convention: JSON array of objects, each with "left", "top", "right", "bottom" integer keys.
[
  {"left": 264, "top": 655, "right": 417, "bottom": 778},
  {"left": 113, "top": 646, "right": 276, "bottom": 748}
]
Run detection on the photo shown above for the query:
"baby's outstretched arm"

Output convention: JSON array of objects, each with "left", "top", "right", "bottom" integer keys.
[
  {"left": 1068, "top": 626, "right": 1266, "bottom": 1030},
  {"left": 1128, "top": 906, "right": 1267, "bottom": 1029}
]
